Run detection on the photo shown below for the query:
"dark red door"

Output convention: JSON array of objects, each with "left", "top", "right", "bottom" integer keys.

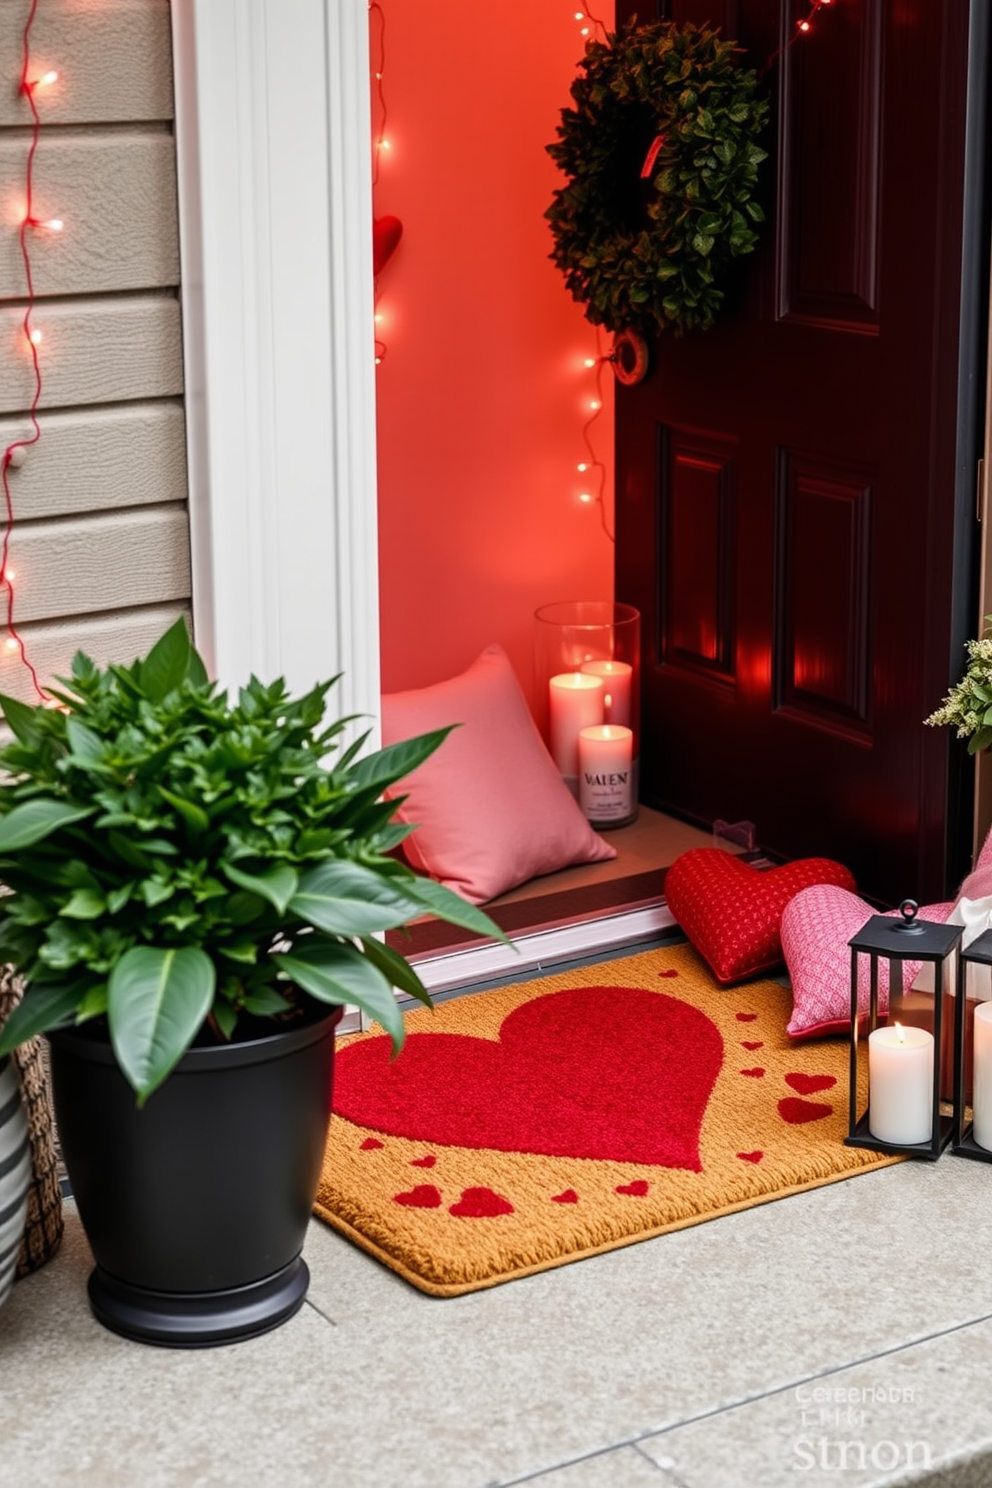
[{"left": 614, "top": 0, "right": 983, "bottom": 903}]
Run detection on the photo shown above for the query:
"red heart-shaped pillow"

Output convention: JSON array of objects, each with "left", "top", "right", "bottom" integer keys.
[
  {"left": 664, "top": 849, "right": 857, "bottom": 985},
  {"left": 373, "top": 215, "right": 403, "bottom": 276}
]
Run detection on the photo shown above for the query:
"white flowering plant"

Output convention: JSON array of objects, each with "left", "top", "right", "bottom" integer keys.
[{"left": 925, "top": 618, "right": 992, "bottom": 754}]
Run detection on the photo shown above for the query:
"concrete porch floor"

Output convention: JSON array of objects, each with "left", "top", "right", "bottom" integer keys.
[{"left": 3, "top": 1147, "right": 992, "bottom": 1487}]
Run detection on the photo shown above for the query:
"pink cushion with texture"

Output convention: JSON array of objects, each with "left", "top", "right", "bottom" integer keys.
[
  {"left": 782, "top": 885, "right": 955, "bottom": 1038},
  {"left": 380, "top": 645, "right": 615, "bottom": 905}
]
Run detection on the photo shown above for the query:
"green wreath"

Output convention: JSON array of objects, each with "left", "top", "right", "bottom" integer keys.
[{"left": 546, "top": 20, "right": 769, "bottom": 338}]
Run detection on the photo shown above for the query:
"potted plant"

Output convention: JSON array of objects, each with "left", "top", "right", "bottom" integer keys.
[{"left": 0, "top": 619, "right": 502, "bottom": 1346}]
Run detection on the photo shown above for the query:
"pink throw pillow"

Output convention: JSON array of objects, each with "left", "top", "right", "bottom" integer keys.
[
  {"left": 380, "top": 645, "right": 616, "bottom": 905},
  {"left": 781, "top": 885, "right": 955, "bottom": 1039}
]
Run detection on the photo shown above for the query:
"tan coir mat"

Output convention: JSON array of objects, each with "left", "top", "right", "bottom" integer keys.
[{"left": 313, "top": 942, "right": 899, "bottom": 1296}]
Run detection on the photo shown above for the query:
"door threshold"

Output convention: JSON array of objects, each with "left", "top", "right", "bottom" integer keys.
[{"left": 403, "top": 896, "right": 678, "bottom": 998}]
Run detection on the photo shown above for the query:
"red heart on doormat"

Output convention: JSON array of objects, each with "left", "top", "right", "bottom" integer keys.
[
  {"left": 394, "top": 1184, "right": 442, "bottom": 1208},
  {"left": 449, "top": 1187, "right": 514, "bottom": 1218},
  {"left": 664, "top": 849, "right": 856, "bottom": 985},
  {"left": 778, "top": 1097, "right": 834, "bottom": 1124},
  {"left": 334, "top": 987, "right": 724, "bottom": 1171},
  {"left": 784, "top": 1073, "right": 837, "bottom": 1096}
]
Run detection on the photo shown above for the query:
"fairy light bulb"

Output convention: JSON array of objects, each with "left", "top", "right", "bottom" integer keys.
[
  {"left": 798, "top": 18, "right": 811, "bottom": 30},
  {"left": 579, "top": 492, "right": 593, "bottom": 504},
  {"left": 583, "top": 357, "right": 596, "bottom": 368},
  {"left": 29, "top": 328, "right": 42, "bottom": 345},
  {"left": 41, "top": 217, "right": 63, "bottom": 232},
  {"left": 577, "top": 462, "right": 588, "bottom": 473},
  {"left": 589, "top": 399, "right": 600, "bottom": 411},
  {"left": 39, "top": 69, "right": 58, "bottom": 86}
]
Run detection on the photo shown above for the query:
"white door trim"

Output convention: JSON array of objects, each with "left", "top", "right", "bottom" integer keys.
[{"left": 170, "top": 0, "right": 381, "bottom": 740}]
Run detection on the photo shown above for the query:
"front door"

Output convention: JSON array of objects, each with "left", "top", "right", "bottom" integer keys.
[{"left": 614, "top": 0, "right": 984, "bottom": 903}]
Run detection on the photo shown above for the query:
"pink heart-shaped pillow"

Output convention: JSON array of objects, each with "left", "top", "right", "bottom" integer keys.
[
  {"left": 664, "top": 849, "right": 856, "bottom": 986},
  {"left": 781, "top": 884, "right": 954, "bottom": 1039}
]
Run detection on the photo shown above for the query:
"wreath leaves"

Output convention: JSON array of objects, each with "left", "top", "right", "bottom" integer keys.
[{"left": 546, "top": 20, "right": 769, "bottom": 338}]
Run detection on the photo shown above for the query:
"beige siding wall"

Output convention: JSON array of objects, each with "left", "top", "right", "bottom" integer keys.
[{"left": 0, "top": 0, "right": 189, "bottom": 704}]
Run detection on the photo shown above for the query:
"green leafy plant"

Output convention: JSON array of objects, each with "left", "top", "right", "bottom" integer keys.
[
  {"left": 545, "top": 19, "right": 769, "bottom": 337},
  {"left": 0, "top": 619, "right": 502, "bottom": 1102},
  {"left": 925, "top": 618, "right": 992, "bottom": 754}
]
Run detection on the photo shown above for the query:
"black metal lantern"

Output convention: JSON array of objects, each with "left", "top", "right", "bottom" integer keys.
[
  {"left": 846, "top": 899, "right": 963, "bottom": 1160},
  {"left": 952, "top": 926, "right": 992, "bottom": 1162}
]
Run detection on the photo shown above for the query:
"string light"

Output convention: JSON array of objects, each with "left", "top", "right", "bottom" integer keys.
[
  {"left": 370, "top": 1, "right": 392, "bottom": 366},
  {"left": 2, "top": 0, "right": 56, "bottom": 701},
  {"left": 572, "top": 327, "right": 613, "bottom": 542},
  {"left": 761, "top": 0, "right": 834, "bottom": 77},
  {"left": 573, "top": 6, "right": 606, "bottom": 41},
  {"left": 797, "top": 0, "right": 832, "bottom": 33}
]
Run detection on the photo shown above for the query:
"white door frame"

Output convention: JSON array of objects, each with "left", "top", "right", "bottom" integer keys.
[{"left": 170, "top": 0, "right": 381, "bottom": 740}]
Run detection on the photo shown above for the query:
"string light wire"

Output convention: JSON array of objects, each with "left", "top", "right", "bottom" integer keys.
[
  {"left": 760, "top": 0, "right": 833, "bottom": 79},
  {"left": 370, "top": 0, "right": 390, "bottom": 365},
  {"left": 1, "top": 0, "right": 52, "bottom": 701},
  {"left": 578, "top": 326, "right": 614, "bottom": 544},
  {"left": 573, "top": 7, "right": 608, "bottom": 42}
]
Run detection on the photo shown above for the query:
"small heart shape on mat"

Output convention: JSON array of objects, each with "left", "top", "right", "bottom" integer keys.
[
  {"left": 737, "top": 1151, "right": 763, "bottom": 1164},
  {"left": 665, "top": 849, "right": 856, "bottom": 985},
  {"left": 360, "top": 1137, "right": 384, "bottom": 1151},
  {"left": 778, "top": 1097, "right": 833, "bottom": 1125},
  {"left": 741, "top": 1041, "right": 764, "bottom": 1051},
  {"left": 551, "top": 1189, "right": 579, "bottom": 1204},
  {"left": 616, "top": 1180, "right": 649, "bottom": 1197},
  {"left": 449, "top": 1187, "right": 513, "bottom": 1218},
  {"left": 785, "top": 1073, "right": 837, "bottom": 1096},
  {"left": 410, "top": 1153, "right": 437, "bottom": 1167},
  {"left": 394, "top": 1184, "right": 442, "bottom": 1207},
  {"left": 740, "top": 1067, "right": 765, "bottom": 1078},
  {"left": 657, "top": 969, "right": 679, "bottom": 978},
  {"left": 736, "top": 1013, "right": 759, "bottom": 1023}
]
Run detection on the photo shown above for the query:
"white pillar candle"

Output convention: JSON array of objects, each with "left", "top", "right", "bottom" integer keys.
[
  {"left": 971, "top": 1002, "right": 992, "bottom": 1150},
  {"left": 868, "top": 1023, "right": 934, "bottom": 1145},
  {"left": 579, "top": 659, "right": 633, "bottom": 727},
  {"left": 549, "top": 672, "right": 604, "bottom": 781},
  {"left": 578, "top": 725, "right": 633, "bottom": 824}
]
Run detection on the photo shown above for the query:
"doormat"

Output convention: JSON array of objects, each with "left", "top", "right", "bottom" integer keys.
[{"left": 313, "top": 942, "right": 899, "bottom": 1296}]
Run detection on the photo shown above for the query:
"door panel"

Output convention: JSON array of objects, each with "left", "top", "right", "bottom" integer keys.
[{"left": 615, "top": 0, "right": 977, "bottom": 903}]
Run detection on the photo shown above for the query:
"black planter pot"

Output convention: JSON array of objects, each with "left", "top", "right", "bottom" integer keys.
[{"left": 48, "top": 1001, "right": 341, "bottom": 1348}]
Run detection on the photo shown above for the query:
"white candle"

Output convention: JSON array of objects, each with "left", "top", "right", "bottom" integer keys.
[
  {"left": 971, "top": 1003, "right": 992, "bottom": 1150},
  {"left": 868, "top": 1023, "right": 933, "bottom": 1145},
  {"left": 549, "top": 672, "right": 604, "bottom": 781},
  {"left": 578, "top": 725, "right": 633, "bottom": 824},
  {"left": 580, "top": 659, "right": 633, "bottom": 727}
]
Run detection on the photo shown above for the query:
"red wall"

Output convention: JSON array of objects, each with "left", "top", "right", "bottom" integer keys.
[{"left": 373, "top": 0, "right": 615, "bottom": 713}]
